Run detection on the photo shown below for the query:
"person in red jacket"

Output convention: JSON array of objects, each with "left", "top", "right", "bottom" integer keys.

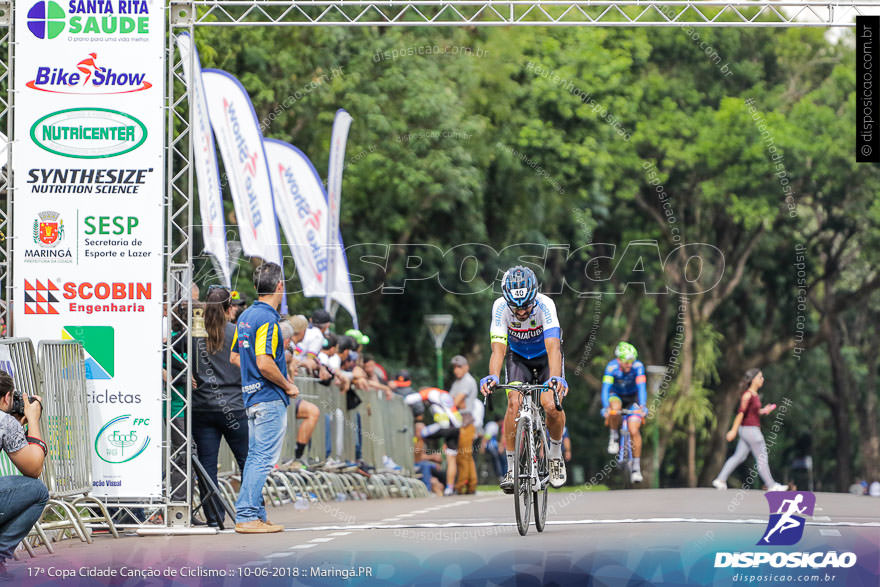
[{"left": 713, "top": 368, "right": 787, "bottom": 491}]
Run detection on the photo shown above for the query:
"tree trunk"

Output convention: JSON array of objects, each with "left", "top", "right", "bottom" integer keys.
[
  {"left": 823, "top": 314, "right": 853, "bottom": 493},
  {"left": 680, "top": 301, "right": 696, "bottom": 487},
  {"left": 687, "top": 419, "right": 697, "bottom": 488},
  {"left": 857, "top": 317, "right": 880, "bottom": 483}
]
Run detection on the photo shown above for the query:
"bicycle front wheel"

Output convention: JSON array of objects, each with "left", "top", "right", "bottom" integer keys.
[
  {"left": 533, "top": 419, "right": 549, "bottom": 532},
  {"left": 514, "top": 416, "right": 532, "bottom": 536}
]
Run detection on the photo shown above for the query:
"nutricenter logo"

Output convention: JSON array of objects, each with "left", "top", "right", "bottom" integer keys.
[
  {"left": 26, "top": 0, "right": 150, "bottom": 40},
  {"left": 27, "top": 52, "right": 152, "bottom": 95},
  {"left": 30, "top": 107, "right": 147, "bottom": 159}
]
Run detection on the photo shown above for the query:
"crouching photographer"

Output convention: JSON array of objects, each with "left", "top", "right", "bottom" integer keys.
[{"left": 0, "top": 371, "right": 49, "bottom": 581}]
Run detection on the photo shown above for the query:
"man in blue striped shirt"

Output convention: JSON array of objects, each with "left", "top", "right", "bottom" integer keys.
[{"left": 230, "top": 262, "right": 299, "bottom": 533}]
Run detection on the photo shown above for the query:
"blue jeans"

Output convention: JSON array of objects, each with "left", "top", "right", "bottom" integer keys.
[
  {"left": 0, "top": 476, "right": 49, "bottom": 563},
  {"left": 235, "top": 400, "right": 287, "bottom": 523}
]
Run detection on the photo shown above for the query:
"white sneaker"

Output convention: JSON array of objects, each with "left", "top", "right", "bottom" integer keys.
[
  {"left": 549, "top": 458, "right": 567, "bottom": 488},
  {"left": 712, "top": 478, "right": 727, "bottom": 490},
  {"left": 607, "top": 438, "right": 619, "bottom": 455},
  {"left": 769, "top": 483, "right": 788, "bottom": 492},
  {"left": 631, "top": 470, "right": 643, "bottom": 483},
  {"left": 443, "top": 486, "right": 454, "bottom": 496}
]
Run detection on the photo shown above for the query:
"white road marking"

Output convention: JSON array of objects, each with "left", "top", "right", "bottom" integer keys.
[
  {"left": 266, "top": 552, "right": 294, "bottom": 559},
  {"left": 411, "top": 510, "right": 429, "bottom": 514},
  {"left": 328, "top": 531, "right": 352, "bottom": 536},
  {"left": 813, "top": 516, "right": 832, "bottom": 522},
  {"left": 309, "top": 537, "right": 334, "bottom": 543},
  {"left": 819, "top": 529, "right": 841, "bottom": 537},
  {"left": 289, "top": 544, "right": 318, "bottom": 549},
  {"left": 277, "top": 518, "right": 880, "bottom": 532},
  {"left": 397, "top": 513, "right": 416, "bottom": 518}
]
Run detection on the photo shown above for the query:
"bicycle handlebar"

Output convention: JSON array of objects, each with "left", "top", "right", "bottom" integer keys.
[
  {"left": 484, "top": 383, "right": 564, "bottom": 411},
  {"left": 606, "top": 408, "right": 640, "bottom": 416}
]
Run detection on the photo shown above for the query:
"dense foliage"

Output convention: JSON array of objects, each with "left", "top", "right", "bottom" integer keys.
[{"left": 190, "top": 25, "right": 880, "bottom": 491}]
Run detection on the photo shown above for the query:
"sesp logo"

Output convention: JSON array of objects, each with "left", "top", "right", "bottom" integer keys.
[
  {"left": 758, "top": 491, "right": 816, "bottom": 546},
  {"left": 27, "top": 1, "right": 66, "bottom": 39}
]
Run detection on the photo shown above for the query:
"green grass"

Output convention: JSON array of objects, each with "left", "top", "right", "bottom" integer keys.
[{"left": 476, "top": 484, "right": 608, "bottom": 493}]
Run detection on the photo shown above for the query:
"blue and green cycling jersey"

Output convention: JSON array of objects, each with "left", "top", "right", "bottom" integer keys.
[{"left": 601, "top": 358, "right": 647, "bottom": 408}]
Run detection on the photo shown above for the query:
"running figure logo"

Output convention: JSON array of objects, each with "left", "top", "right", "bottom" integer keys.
[{"left": 758, "top": 491, "right": 816, "bottom": 546}]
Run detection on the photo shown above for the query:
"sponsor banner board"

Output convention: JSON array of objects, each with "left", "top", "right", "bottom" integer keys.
[{"left": 12, "top": 0, "right": 165, "bottom": 498}]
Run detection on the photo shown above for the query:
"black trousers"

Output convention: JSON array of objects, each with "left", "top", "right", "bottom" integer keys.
[{"left": 192, "top": 410, "right": 249, "bottom": 524}]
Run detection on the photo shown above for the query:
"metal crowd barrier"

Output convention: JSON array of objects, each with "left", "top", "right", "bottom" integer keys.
[
  {"left": 213, "top": 377, "right": 429, "bottom": 510},
  {"left": 0, "top": 338, "right": 118, "bottom": 560}
]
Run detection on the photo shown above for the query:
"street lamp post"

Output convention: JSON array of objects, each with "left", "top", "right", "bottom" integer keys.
[
  {"left": 646, "top": 365, "right": 665, "bottom": 489},
  {"left": 424, "top": 314, "right": 453, "bottom": 388}
]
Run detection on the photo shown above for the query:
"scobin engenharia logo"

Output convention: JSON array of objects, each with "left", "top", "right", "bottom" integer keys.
[{"left": 714, "top": 491, "right": 857, "bottom": 570}]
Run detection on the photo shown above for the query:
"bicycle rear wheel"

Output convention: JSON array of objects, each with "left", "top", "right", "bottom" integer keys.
[
  {"left": 513, "top": 416, "right": 532, "bottom": 536},
  {"left": 533, "top": 419, "right": 549, "bottom": 532}
]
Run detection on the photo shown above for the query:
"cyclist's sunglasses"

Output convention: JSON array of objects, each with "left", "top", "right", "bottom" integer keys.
[{"left": 508, "top": 301, "right": 535, "bottom": 313}]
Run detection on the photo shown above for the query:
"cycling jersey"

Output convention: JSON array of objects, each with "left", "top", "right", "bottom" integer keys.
[
  {"left": 601, "top": 358, "right": 647, "bottom": 409},
  {"left": 405, "top": 387, "right": 462, "bottom": 429},
  {"left": 489, "top": 293, "right": 561, "bottom": 359}
]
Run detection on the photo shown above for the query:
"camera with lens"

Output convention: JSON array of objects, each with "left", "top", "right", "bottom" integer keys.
[{"left": 10, "top": 389, "right": 40, "bottom": 419}]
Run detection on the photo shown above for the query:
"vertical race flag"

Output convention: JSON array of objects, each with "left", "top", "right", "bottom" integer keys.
[
  {"left": 324, "top": 109, "right": 353, "bottom": 324},
  {"left": 201, "top": 70, "right": 282, "bottom": 269},
  {"left": 12, "top": 0, "right": 165, "bottom": 497},
  {"left": 265, "top": 139, "right": 357, "bottom": 324},
  {"left": 176, "top": 34, "right": 230, "bottom": 286}
]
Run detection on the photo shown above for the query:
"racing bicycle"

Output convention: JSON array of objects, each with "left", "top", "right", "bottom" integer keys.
[
  {"left": 607, "top": 408, "right": 638, "bottom": 489},
  {"left": 491, "top": 382, "right": 562, "bottom": 536}
]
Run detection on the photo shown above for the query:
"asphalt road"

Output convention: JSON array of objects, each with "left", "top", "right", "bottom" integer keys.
[{"left": 9, "top": 489, "right": 880, "bottom": 586}]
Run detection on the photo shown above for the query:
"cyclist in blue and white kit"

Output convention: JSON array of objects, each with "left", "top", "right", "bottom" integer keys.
[
  {"left": 480, "top": 266, "right": 568, "bottom": 493},
  {"left": 601, "top": 341, "right": 647, "bottom": 483}
]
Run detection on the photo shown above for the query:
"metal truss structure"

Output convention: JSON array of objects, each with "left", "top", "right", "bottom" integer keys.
[
  {"left": 174, "top": 1, "right": 874, "bottom": 27},
  {"left": 1, "top": 0, "right": 874, "bottom": 527}
]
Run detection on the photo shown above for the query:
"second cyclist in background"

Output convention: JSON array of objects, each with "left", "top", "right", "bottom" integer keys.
[
  {"left": 601, "top": 342, "right": 648, "bottom": 483},
  {"left": 479, "top": 266, "right": 568, "bottom": 493}
]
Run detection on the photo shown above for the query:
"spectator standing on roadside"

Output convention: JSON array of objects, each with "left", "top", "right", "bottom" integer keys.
[
  {"left": 230, "top": 263, "right": 299, "bottom": 534},
  {"left": 277, "top": 320, "right": 320, "bottom": 470},
  {"left": 284, "top": 315, "right": 309, "bottom": 375},
  {"left": 481, "top": 416, "right": 506, "bottom": 479},
  {"left": 229, "top": 291, "right": 247, "bottom": 322},
  {"left": 301, "top": 309, "right": 332, "bottom": 373},
  {"left": 192, "top": 286, "right": 247, "bottom": 527},
  {"left": 450, "top": 355, "right": 479, "bottom": 494}
]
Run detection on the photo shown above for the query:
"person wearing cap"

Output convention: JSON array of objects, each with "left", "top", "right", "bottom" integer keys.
[
  {"left": 229, "top": 290, "right": 247, "bottom": 322},
  {"left": 301, "top": 309, "right": 332, "bottom": 374},
  {"left": 450, "top": 355, "right": 480, "bottom": 494}
]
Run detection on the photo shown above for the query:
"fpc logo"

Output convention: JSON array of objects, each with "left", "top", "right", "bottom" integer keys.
[
  {"left": 27, "top": 1, "right": 66, "bottom": 39},
  {"left": 759, "top": 491, "right": 816, "bottom": 546}
]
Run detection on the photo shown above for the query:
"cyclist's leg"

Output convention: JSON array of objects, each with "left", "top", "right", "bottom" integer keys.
[
  {"left": 537, "top": 356, "right": 565, "bottom": 442},
  {"left": 625, "top": 401, "right": 644, "bottom": 459},
  {"left": 501, "top": 352, "right": 528, "bottom": 486},
  {"left": 606, "top": 395, "right": 623, "bottom": 431}
]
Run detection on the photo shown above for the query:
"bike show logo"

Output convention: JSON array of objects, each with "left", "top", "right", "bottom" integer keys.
[
  {"left": 94, "top": 414, "right": 150, "bottom": 464},
  {"left": 24, "top": 210, "right": 74, "bottom": 264},
  {"left": 27, "top": 52, "right": 152, "bottom": 95},
  {"left": 31, "top": 108, "right": 147, "bottom": 159},
  {"left": 26, "top": 0, "right": 150, "bottom": 40},
  {"left": 714, "top": 491, "right": 857, "bottom": 570},
  {"left": 23, "top": 278, "right": 151, "bottom": 315}
]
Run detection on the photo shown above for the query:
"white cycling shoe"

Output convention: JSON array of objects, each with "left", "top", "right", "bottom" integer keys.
[
  {"left": 549, "top": 458, "right": 567, "bottom": 488},
  {"left": 500, "top": 470, "right": 515, "bottom": 494},
  {"left": 712, "top": 478, "right": 727, "bottom": 490},
  {"left": 769, "top": 483, "right": 788, "bottom": 492},
  {"left": 607, "top": 438, "right": 619, "bottom": 455},
  {"left": 631, "top": 469, "right": 643, "bottom": 483}
]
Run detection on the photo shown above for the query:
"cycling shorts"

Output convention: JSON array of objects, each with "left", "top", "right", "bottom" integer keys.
[
  {"left": 608, "top": 394, "right": 644, "bottom": 420},
  {"left": 422, "top": 426, "right": 459, "bottom": 454}
]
